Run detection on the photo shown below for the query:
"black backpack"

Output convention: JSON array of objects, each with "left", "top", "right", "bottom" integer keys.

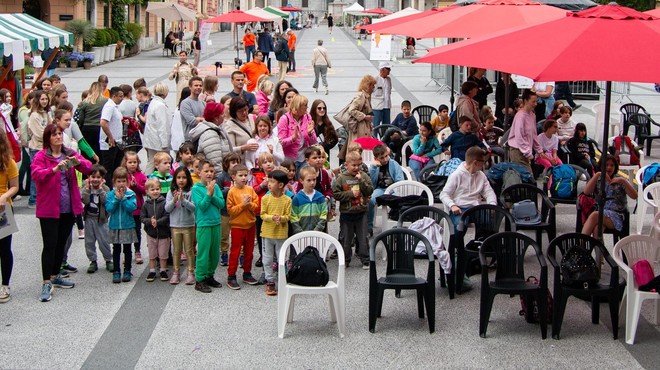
[
  {"left": 286, "top": 246, "right": 329, "bottom": 286},
  {"left": 449, "top": 110, "right": 459, "bottom": 132}
]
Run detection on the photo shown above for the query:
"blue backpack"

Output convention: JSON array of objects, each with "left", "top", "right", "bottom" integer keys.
[
  {"left": 549, "top": 164, "right": 576, "bottom": 199},
  {"left": 643, "top": 163, "right": 660, "bottom": 188}
]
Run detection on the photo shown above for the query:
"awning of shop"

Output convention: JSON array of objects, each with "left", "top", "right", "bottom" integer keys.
[
  {"left": 264, "top": 6, "right": 290, "bottom": 19},
  {"left": 0, "top": 13, "right": 73, "bottom": 58}
]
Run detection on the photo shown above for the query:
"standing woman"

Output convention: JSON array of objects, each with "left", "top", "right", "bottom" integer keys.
[
  {"left": 467, "top": 68, "right": 493, "bottom": 110},
  {"left": 27, "top": 90, "right": 52, "bottom": 208},
  {"left": 277, "top": 94, "right": 316, "bottom": 170},
  {"left": 339, "top": 75, "right": 375, "bottom": 162},
  {"left": 143, "top": 83, "right": 172, "bottom": 174},
  {"left": 225, "top": 96, "right": 258, "bottom": 158},
  {"left": 32, "top": 124, "right": 92, "bottom": 302},
  {"left": 310, "top": 99, "right": 338, "bottom": 155},
  {"left": 0, "top": 128, "right": 18, "bottom": 303},
  {"left": 17, "top": 91, "right": 36, "bottom": 196},
  {"left": 76, "top": 82, "right": 108, "bottom": 160}
]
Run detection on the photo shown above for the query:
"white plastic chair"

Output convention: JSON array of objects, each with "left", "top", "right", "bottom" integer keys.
[
  {"left": 651, "top": 212, "right": 660, "bottom": 239},
  {"left": 362, "top": 149, "right": 374, "bottom": 168},
  {"left": 277, "top": 231, "right": 345, "bottom": 339},
  {"left": 593, "top": 102, "right": 621, "bottom": 141},
  {"left": 378, "top": 180, "right": 434, "bottom": 230},
  {"left": 401, "top": 140, "right": 413, "bottom": 168},
  {"left": 400, "top": 166, "right": 413, "bottom": 180},
  {"left": 612, "top": 235, "right": 660, "bottom": 345},
  {"left": 438, "top": 127, "right": 452, "bottom": 143},
  {"left": 639, "top": 182, "right": 660, "bottom": 234}
]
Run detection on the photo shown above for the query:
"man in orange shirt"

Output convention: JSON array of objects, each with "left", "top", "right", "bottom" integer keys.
[
  {"left": 286, "top": 29, "right": 297, "bottom": 72},
  {"left": 239, "top": 50, "right": 269, "bottom": 92},
  {"left": 243, "top": 28, "right": 256, "bottom": 62}
]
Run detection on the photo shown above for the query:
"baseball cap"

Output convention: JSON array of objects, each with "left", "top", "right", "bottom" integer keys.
[{"left": 378, "top": 61, "right": 392, "bottom": 70}]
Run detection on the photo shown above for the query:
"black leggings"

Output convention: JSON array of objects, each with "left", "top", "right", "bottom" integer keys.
[
  {"left": 40, "top": 214, "right": 75, "bottom": 280},
  {"left": 0, "top": 235, "right": 13, "bottom": 285},
  {"left": 113, "top": 243, "right": 132, "bottom": 273},
  {"left": 76, "top": 214, "right": 84, "bottom": 231},
  {"left": 133, "top": 215, "right": 141, "bottom": 253}
]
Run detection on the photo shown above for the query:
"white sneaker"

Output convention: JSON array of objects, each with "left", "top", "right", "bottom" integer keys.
[
  {"left": 0, "top": 285, "right": 9, "bottom": 303},
  {"left": 13, "top": 195, "right": 21, "bottom": 201},
  {"left": 78, "top": 229, "right": 85, "bottom": 239}
]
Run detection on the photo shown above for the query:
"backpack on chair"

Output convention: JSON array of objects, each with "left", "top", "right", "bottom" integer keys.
[
  {"left": 547, "top": 164, "right": 577, "bottom": 199},
  {"left": 286, "top": 246, "right": 330, "bottom": 287},
  {"left": 502, "top": 168, "right": 522, "bottom": 191}
]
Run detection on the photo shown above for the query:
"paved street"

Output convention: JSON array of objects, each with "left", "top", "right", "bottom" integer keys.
[{"left": 1, "top": 25, "right": 659, "bottom": 369}]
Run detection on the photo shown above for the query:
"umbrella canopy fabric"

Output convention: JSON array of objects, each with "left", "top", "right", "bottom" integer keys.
[
  {"left": 264, "top": 6, "right": 290, "bottom": 19},
  {"left": 414, "top": 4, "right": 660, "bottom": 83},
  {"left": 146, "top": 2, "right": 197, "bottom": 22},
  {"left": 0, "top": 13, "right": 72, "bottom": 56},
  {"left": 372, "top": 0, "right": 567, "bottom": 38},
  {"left": 646, "top": 8, "right": 660, "bottom": 17},
  {"left": 363, "top": 8, "right": 394, "bottom": 15},
  {"left": 373, "top": 7, "right": 422, "bottom": 23},
  {"left": 354, "top": 137, "right": 385, "bottom": 150},
  {"left": 280, "top": 6, "right": 302, "bottom": 12},
  {"left": 361, "top": 7, "right": 456, "bottom": 32},
  {"left": 455, "top": 0, "right": 598, "bottom": 11},
  {"left": 205, "top": 10, "right": 268, "bottom": 24}
]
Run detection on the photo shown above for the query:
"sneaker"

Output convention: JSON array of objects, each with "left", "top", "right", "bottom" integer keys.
[
  {"left": 27, "top": 203, "right": 36, "bottom": 209},
  {"left": 113, "top": 272, "right": 121, "bottom": 283},
  {"left": 239, "top": 256, "right": 244, "bottom": 268},
  {"left": 265, "top": 282, "right": 277, "bottom": 296},
  {"left": 185, "top": 271, "right": 195, "bottom": 285},
  {"left": 457, "top": 276, "right": 474, "bottom": 294},
  {"left": 329, "top": 250, "right": 338, "bottom": 259},
  {"left": 362, "top": 261, "right": 370, "bottom": 270},
  {"left": 146, "top": 271, "right": 157, "bottom": 282},
  {"left": 243, "top": 273, "right": 258, "bottom": 285},
  {"left": 78, "top": 229, "right": 85, "bottom": 239},
  {"left": 325, "top": 88, "right": 329, "bottom": 95},
  {"left": 257, "top": 272, "right": 267, "bottom": 285},
  {"left": 227, "top": 276, "right": 241, "bottom": 290},
  {"left": 169, "top": 272, "right": 180, "bottom": 284},
  {"left": 206, "top": 276, "right": 222, "bottom": 288},
  {"left": 39, "top": 283, "right": 53, "bottom": 302},
  {"left": 58, "top": 269, "right": 70, "bottom": 278},
  {"left": 106, "top": 261, "right": 114, "bottom": 272},
  {"left": 0, "top": 286, "right": 10, "bottom": 303},
  {"left": 87, "top": 261, "right": 98, "bottom": 274},
  {"left": 122, "top": 271, "right": 133, "bottom": 282},
  {"left": 195, "top": 280, "right": 212, "bottom": 293},
  {"left": 159, "top": 270, "right": 169, "bottom": 281},
  {"left": 135, "top": 252, "right": 143, "bottom": 265},
  {"left": 13, "top": 195, "right": 21, "bottom": 201},
  {"left": 220, "top": 254, "right": 228, "bottom": 266},
  {"left": 314, "top": 87, "right": 318, "bottom": 93},
  {"left": 573, "top": 104, "right": 582, "bottom": 111},
  {"left": 255, "top": 256, "right": 263, "bottom": 267},
  {"left": 52, "top": 274, "right": 75, "bottom": 289},
  {"left": 61, "top": 262, "right": 78, "bottom": 273}
]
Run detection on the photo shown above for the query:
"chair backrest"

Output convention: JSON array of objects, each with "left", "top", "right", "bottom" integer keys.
[
  {"left": 620, "top": 103, "right": 646, "bottom": 135},
  {"left": 481, "top": 231, "right": 544, "bottom": 281},
  {"left": 459, "top": 204, "right": 516, "bottom": 240},
  {"left": 438, "top": 127, "right": 452, "bottom": 143},
  {"left": 628, "top": 113, "right": 653, "bottom": 137},
  {"left": 643, "top": 182, "right": 660, "bottom": 209},
  {"left": 384, "top": 180, "right": 434, "bottom": 206},
  {"left": 369, "top": 228, "right": 433, "bottom": 278},
  {"left": 401, "top": 140, "right": 413, "bottom": 168},
  {"left": 362, "top": 149, "right": 375, "bottom": 167},
  {"left": 372, "top": 124, "right": 402, "bottom": 140},
  {"left": 400, "top": 166, "right": 413, "bottom": 180},
  {"left": 418, "top": 162, "right": 442, "bottom": 182},
  {"left": 397, "top": 206, "right": 455, "bottom": 248},
  {"left": 546, "top": 233, "right": 607, "bottom": 275},
  {"left": 412, "top": 105, "right": 438, "bottom": 124},
  {"left": 613, "top": 235, "right": 660, "bottom": 288},
  {"left": 278, "top": 231, "right": 345, "bottom": 266}
]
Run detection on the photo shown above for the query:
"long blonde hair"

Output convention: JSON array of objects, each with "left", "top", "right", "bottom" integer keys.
[{"left": 83, "top": 82, "right": 103, "bottom": 104}]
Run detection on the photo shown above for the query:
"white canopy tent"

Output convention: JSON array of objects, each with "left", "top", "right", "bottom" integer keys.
[
  {"left": 245, "top": 7, "right": 284, "bottom": 32},
  {"left": 343, "top": 2, "right": 365, "bottom": 16}
]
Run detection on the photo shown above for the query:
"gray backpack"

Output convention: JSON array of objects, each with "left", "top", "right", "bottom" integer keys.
[{"left": 503, "top": 168, "right": 522, "bottom": 191}]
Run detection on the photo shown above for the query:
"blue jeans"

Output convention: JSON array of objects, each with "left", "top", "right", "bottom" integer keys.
[
  {"left": 368, "top": 188, "right": 386, "bottom": 230},
  {"left": 245, "top": 45, "right": 255, "bottom": 62},
  {"left": 449, "top": 206, "right": 471, "bottom": 233},
  {"left": 29, "top": 149, "right": 39, "bottom": 205},
  {"left": 372, "top": 108, "right": 391, "bottom": 127},
  {"left": 539, "top": 95, "right": 555, "bottom": 118},
  {"left": 409, "top": 158, "right": 436, "bottom": 181}
]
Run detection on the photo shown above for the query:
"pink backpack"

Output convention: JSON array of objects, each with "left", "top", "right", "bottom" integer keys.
[{"left": 633, "top": 260, "right": 655, "bottom": 292}]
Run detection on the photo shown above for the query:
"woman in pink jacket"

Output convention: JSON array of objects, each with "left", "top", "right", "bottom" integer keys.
[
  {"left": 277, "top": 94, "right": 317, "bottom": 171},
  {"left": 31, "top": 124, "right": 92, "bottom": 302}
]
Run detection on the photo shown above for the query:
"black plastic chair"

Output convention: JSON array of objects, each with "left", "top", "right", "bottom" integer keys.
[
  {"left": 457, "top": 205, "right": 516, "bottom": 294},
  {"left": 541, "top": 164, "right": 590, "bottom": 206},
  {"left": 369, "top": 229, "right": 435, "bottom": 333},
  {"left": 546, "top": 233, "right": 620, "bottom": 340},
  {"left": 412, "top": 105, "right": 438, "bottom": 124},
  {"left": 628, "top": 113, "right": 660, "bottom": 156},
  {"left": 398, "top": 206, "right": 455, "bottom": 297},
  {"left": 500, "top": 183, "right": 557, "bottom": 247},
  {"left": 479, "top": 232, "right": 548, "bottom": 339},
  {"left": 371, "top": 124, "right": 402, "bottom": 141},
  {"left": 620, "top": 103, "right": 648, "bottom": 136},
  {"left": 418, "top": 162, "right": 443, "bottom": 183}
]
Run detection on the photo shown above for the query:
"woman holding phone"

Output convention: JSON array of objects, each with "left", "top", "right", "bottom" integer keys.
[{"left": 31, "top": 123, "right": 92, "bottom": 302}]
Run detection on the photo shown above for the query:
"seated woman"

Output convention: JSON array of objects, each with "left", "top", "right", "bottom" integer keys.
[
  {"left": 406, "top": 37, "right": 416, "bottom": 56},
  {"left": 535, "top": 119, "right": 562, "bottom": 171},
  {"left": 409, "top": 122, "right": 442, "bottom": 180},
  {"left": 164, "top": 32, "right": 175, "bottom": 54},
  {"left": 581, "top": 154, "right": 637, "bottom": 237},
  {"left": 566, "top": 122, "right": 598, "bottom": 175}
]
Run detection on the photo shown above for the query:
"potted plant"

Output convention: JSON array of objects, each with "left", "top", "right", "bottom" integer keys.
[
  {"left": 69, "top": 52, "right": 84, "bottom": 68},
  {"left": 82, "top": 53, "right": 94, "bottom": 69},
  {"left": 107, "top": 29, "right": 119, "bottom": 61},
  {"left": 58, "top": 56, "right": 69, "bottom": 68},
  {"left": 116, "top": 41, "right": 126, "bottom": 58},
  {"left": 126, "top": 22, "right": 143, "bottom": 55},
  {"left": 91, "top": 29, "right": 107, "bottom": 65},
  {"left": 65, "top": 20, "right": 96, "bottom": 53}
]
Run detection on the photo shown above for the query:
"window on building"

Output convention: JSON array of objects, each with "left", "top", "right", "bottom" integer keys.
[
  {"left": 86, "top": 0, "right": 96, "bottom": 26},
  {"left": 302, "top": 0, "right": 308, "bottom": 7},
  {"left": 103, "top": 2, "right": 109, "bottom": 27},
  {"left": 134, "top": 4, "right": 140, "bottom": 22}
]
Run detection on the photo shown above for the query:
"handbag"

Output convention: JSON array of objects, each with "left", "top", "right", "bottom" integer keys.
[
  {"left": 560, "top": 245, "right": 599, "bottom": 288},
  {"left": 511, "top": 200, "right": 542, "bottom": 225},
  {"left": 333, "top": 96, "right": 359, "bottom": 129},
  {"left": 409, "top": 154, "right": 430, "bottom": 164},
  {"left": 122, "top": 116, "right": 143, "bottom": 152}
]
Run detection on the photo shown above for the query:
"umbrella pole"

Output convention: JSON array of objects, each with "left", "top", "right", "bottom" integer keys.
[
  {"left": 450, "top": 65, "right": 455, "bottom": 112},
  {"left": 596, "top": 81, "right": 612, "bottom": 241},
  {"left": 504, "top": 76, "right": 510, "bottom": 130}
]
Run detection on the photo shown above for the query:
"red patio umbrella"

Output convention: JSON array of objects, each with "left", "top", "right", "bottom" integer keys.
[
  {"left": 204, "top": 11, "right": 268, "bottom": 61},
  {"left": 645, "top": 7, "right": 660, "bottom": 17},
  {"left": 415, "top": 3, "right": 660, "bottom": 238},
  {"left": 361, "top": 7, "right": 457, "bottom": 32},
  {"left": 363, "top": 8, "right": 394, "bottom": 15},
  {"left": 280, "top": 5, "right": 302, "bottom": 12}
]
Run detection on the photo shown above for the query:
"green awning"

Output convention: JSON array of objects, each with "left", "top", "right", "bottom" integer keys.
[
  {"left": 264, "top": 6, "right": 289, "bottom": 19},
  {"left": 0, "top": 13, "right": 73, "bottom": 58}
]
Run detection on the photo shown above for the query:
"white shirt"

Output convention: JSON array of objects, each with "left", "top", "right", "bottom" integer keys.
[
  {"left": 99, "top": 99, "right": 123, "bottom": 150},
  {"left": 372, "top": 75, "right": 391, "bottom": 110},
  {"left": 439, "top": 164, "right": 496, "bottom": 208}
]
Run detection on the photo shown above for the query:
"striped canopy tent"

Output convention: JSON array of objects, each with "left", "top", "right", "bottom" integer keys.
[
  {"left": 264, "top": 6, "right": 290, "bottom": 19},
  {"left": 0, "top": 13, "right": 73, "bottom": 61}
]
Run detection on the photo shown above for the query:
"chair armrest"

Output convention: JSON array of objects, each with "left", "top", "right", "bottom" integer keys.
[{"left": 546, "top": 247, "right": 560, "bottom": 269}]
